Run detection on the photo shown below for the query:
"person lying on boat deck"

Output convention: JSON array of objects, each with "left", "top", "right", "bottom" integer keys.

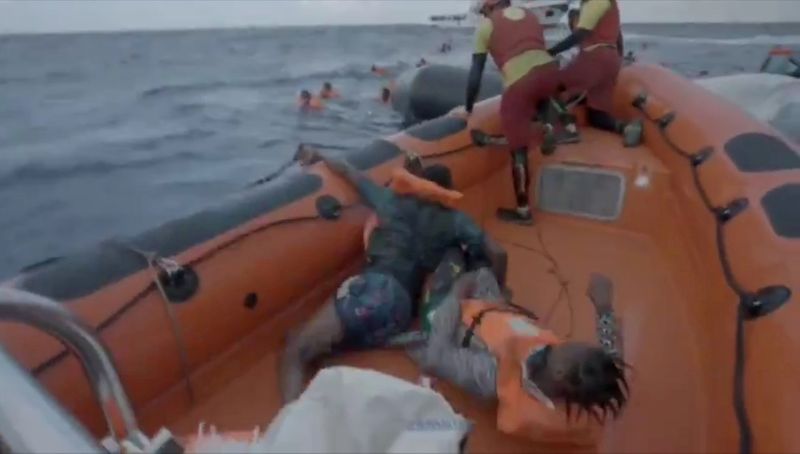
[
  {"left": 279, "top": 151, "right": 505, "bottom": 403},
  {"left": 319, "top": 81, "right": 340, "bottom": 100},
  {"left": 547, "top": 0, "right": 642, "bottom": 147},
  {"left": 408, "top": 267, "right": 628, "bottom": 441},
  {"left": 464, "top": 0, "right": 562, "bottom": 225}
]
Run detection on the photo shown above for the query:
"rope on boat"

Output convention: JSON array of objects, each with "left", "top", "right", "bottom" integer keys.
[{"left": 107, "top": 242, "right": 197, "bottom": 404}]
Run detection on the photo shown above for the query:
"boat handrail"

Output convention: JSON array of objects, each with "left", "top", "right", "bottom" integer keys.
[{"left": 0, "top": 287, "right": 145, "bottom": 452}]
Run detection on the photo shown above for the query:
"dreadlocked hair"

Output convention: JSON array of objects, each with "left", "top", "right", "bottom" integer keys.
[{"left": 562, "top": 348, "right": 629, "bottom": 424}]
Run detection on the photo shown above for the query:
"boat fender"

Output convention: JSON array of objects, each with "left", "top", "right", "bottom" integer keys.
[
  {"left": 316, "top": 195, "right": 343, "bottom": 220},
  {"left": 158, "top": 267, "right": 199, "bottom": 304}
]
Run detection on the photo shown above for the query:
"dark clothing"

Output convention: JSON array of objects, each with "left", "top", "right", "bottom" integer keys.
[
  {"left": 560, "top": 46, "right": 622, "bottom": 113},
  {"left": 587, "top": 107, "right": 622, "bottom": 133},
  {"left": 500, "top": 61, "right": 561, "bottom": 150},
  {"left": 334, "top": 272, "right": 412, "bottom": 348},
  {"left": 353, "top": 175, "right": 489, "bottom": 307}
]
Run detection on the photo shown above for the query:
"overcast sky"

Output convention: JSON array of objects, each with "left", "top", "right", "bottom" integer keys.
[{"left": 1, "top": 0, "right": 798, "bottom": 34}]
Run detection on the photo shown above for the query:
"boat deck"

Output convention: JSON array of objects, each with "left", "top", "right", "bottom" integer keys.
[{"left": 138, "top": 130, "right": 708, "bottom": 452}]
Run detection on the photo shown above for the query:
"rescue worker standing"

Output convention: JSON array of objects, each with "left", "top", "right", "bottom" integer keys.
[
  {"left": 463, "top": 0, "right": 561, "bottom": 225},
  {"left": 548, "top": 0, "right": 643, "bottom": 147}
]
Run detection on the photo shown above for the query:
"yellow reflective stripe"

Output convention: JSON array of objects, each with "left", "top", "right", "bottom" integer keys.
[
  {"left": 577, "top": 0, "right": 611, "bottom": 31},
  {"left": 474, "top": 18, "right": 493, "bottom": 54},
  {"left": 501, "top": 50, "right": 554, "bottom": 87}
]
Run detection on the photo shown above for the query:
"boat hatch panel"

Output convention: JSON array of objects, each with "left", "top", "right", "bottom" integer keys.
[{"left": 536, "top": 164, "right": 626, "bottom": 221}]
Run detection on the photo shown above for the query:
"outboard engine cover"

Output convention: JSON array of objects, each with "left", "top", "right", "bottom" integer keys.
[{"left": 391, "top": 64, "right": 504, "bottom": 126}]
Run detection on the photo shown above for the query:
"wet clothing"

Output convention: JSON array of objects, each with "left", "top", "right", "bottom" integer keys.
[
  {"left": 334, "top": 272, "right": 412, "bottom": 348},
  {"left": 501, "top": 61, "right": 561, "bottom": 150},
  {"left": 560, "top": 46, "right": 622, "bottom": 113},
  {"left": 337, "top": 173, "right": 489, "bottom": 345},
  {"left": 409, "top": 268, "right": 598, "bottom": 445},
  {"left": 356, "top": 176, "right": 489, "bottom": 299},
  {"left": 474, "top": 7, "right": 554, "bottom": 88}
]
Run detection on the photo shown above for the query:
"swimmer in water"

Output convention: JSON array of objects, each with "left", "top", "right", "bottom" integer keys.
[
  {"left": 380, "top": 87, "right": 391, "bottom": 104},
  {"left": 371, "top": 65, "right": 388, "bottom": 77},
  {"left": 319, "top": 82, "right": 340, "bottom": 100},
  {"left": 416, "top": 58, "right": 428, "bottom": 68},
  {"left": 298, "top": 89, "right": 323, "bottom": 111}
]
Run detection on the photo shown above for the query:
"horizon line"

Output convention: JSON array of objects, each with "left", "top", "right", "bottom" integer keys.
[{"left": 2, "top": 20, "right": 799, "bottom": 38}]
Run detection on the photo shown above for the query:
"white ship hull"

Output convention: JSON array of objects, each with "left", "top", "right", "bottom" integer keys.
[{"left": 430, "top": 0, "right": 572, "bottom": 29}]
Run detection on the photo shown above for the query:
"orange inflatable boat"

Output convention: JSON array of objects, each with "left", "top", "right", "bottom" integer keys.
[{"left": 1, "top": 63, "right": 799, "bottom": 453}]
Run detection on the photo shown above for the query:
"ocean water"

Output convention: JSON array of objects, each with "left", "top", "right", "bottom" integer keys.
[{"left": 1, "top": 23, "right": 798, "bottom": 279}]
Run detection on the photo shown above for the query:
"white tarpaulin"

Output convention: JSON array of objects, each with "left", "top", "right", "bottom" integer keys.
[{"left": 190, "top": 366, "right": 471, "bottom": 453}]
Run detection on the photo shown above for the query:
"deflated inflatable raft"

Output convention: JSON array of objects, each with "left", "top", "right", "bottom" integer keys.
[{"left": 2, "top": 63, "right": 800, "bottom": 453}]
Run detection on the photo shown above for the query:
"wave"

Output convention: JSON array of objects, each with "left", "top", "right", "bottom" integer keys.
[
  {"left": 626, "top": 33, "right": 800, "bottom": 46},
  {"left": 0, "top": 129, "right": 217, "bottom": 183}
]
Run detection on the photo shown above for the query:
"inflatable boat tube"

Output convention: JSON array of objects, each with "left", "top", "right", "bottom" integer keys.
[
  {"left": 392, "top": 64, "right": 503, "bottom": 126},
  {"left": 1, "top": 62, "right": 799, "bottom": 453}
]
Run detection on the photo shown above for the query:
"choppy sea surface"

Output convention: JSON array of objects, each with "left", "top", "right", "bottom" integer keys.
[{"left": 1, "top": 23, "right": 798, "bottom": 278}]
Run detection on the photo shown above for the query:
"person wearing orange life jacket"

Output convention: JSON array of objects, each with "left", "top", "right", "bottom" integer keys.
[
  {"left": 462, "top": 0, "right": 562, "bottom": 226},
  {"left": 279, "top": 150, "right": 503, "bottom": 403},
  {"left": 548, "top": 0, "right": 643, "bottom": 147},
  {"left": 319, "top": 81, "right": 341, "bottom": 100},
  {"left": 408, "top": 269, "right": 628, "bottom": 442},
  {"left": 297, "top": 89, "right": 323, "bottom": 111}
]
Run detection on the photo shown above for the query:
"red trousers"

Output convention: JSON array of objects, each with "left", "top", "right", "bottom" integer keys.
[
  {"left": 560, "top": 46, "right": 622, "bottom": 113},
  {"left": 499, "top": 62, "right": 560, "bottom": 150}
]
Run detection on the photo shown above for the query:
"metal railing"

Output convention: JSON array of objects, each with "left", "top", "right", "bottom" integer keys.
[{"left": 0, "top": 287, "right": 146, "bottom": 452}]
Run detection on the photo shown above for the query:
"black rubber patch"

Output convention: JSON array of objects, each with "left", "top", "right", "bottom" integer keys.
[
  {"left": 346, "top": 139, "right": 403, "bottom": 171},
  {"left": 762, "top": 184, "right": 800, "bottom": 238},
  {"left": 715, "top": 198, "right": 749, "bottom": 223},
  {"left": 725, "top": 133, "right": 800, "bottom": 172},
  {"left": 691, "top": 147, "right": 714, "bottom": 167},
  {"left": 316, "top": 195, "right": 342, "bottom": 220},
  {"left": 20, "top": 173, "right": 323, "bottom": 301},
  {"left": 406, "top": 117, "right": 468, "bottom": 142},
  {"left": 158, "top": 267, "right": 199, "bottom": 303},
  {"left": 742, "top": 286, "right": 792, "bottom": 320}
]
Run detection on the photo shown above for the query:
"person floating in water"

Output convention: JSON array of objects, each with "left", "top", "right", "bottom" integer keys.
[
  {"left": 409, "top": 266, "right": 628, "bottom": 442},
  {"left": 319, "top": 82, "right": 340, "bottom": 100},
  {"left": 416, "top": 58, "right": 428, "bottom": 68},
  {"left": 548, "top": 0, "right": 643, "bottom": 147},
  {"left": 371, "top": 64, "right": 388, "bottom": 77},
  {"left": 297, "top": 89, "right": 323, "bottom": 111},
  {"left": 463, "top": 0, "right": 561, "bottom": 225},
  {"left": 279, "top": 150, "right": 504, "bottom": 403},
  {"left": 379, "top": 86, "right": 392, "bottom": 104}
]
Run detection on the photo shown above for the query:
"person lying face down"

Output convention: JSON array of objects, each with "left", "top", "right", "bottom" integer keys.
[
  {"left": 408, "top": 266, "right": 628, "bottom": 443},
  {"left": 279, "top": 150, "right": 506, "bottom": 403}
]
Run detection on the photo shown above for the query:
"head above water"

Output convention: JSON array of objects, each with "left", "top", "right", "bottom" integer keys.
[
  {"left": 300, "top": 90, "right": 311, "bottom": 101},
  {"left": 381, "top": 87, "right": 391, "bottom": 103},
  {"left": 420, "top": 164, "right": 453, "bottom": 190},
  {"left": 323, "top": 82, "right": 332, "bottom": 91},
  {"left": 526, "top": 342, "right": 628, "bottom": 423}
]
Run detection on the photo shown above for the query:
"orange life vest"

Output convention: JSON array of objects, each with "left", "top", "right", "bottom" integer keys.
[
  {"left": 460, "top": 299, "right": 599, "bottom": 445},
  {"left": 298, "top": 97, "right": 324, "bottom": 110},
  {"left": 320, "top": 89, "right": 340, "bottom": 100},
  {"left": 582, "top": 0, "right": 621, "bottom": 50},
  {"left": 487, "top": 7, "right": 547, "bottom": 70},
  {"left": 362, "top": 167, "right": 463, "bottom": 249}
]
